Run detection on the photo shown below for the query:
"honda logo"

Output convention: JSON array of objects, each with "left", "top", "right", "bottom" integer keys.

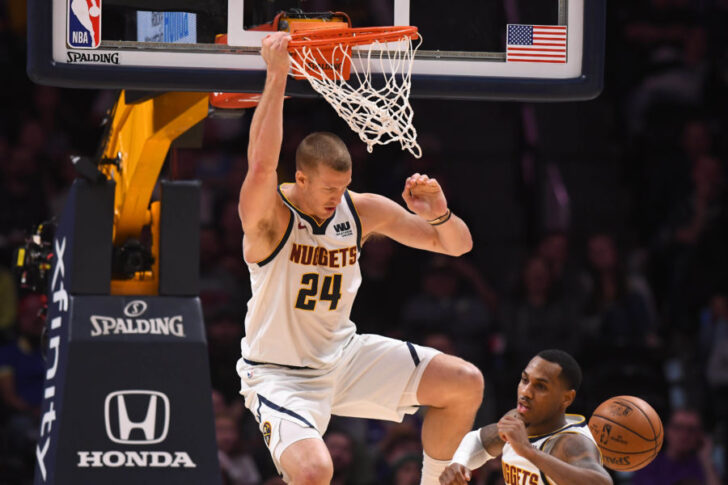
[
  {"left": 123, "top": 300, "right": 148, "bottom": 317},
  {"left": 104, "top": 390, "right": 170, "bottom": 445}
]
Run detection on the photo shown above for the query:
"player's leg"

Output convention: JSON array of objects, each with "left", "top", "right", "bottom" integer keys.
[
  {"left": 278, "top": 432, "right": 333, "bottom": 485},
  {"left": 330, "top": 334, "right": 483, "bottom": 485},
  {"left": 237, "top": 363, "right": 334, "bottom": 484},
  {"left": 416, "top": 354, "right": 484, "bottom": 483}
]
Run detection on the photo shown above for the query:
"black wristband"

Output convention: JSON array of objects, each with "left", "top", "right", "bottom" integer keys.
[{"left": 428, "top": 209, "right": 452, "bottom": 226}]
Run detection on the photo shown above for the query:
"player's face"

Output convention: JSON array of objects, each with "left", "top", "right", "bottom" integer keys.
[
  {"left": 299, "top": 165, "right": 352, "bottom": 220},
  {"left": 516, "top": 357, "right": 573, "bottom": 429}
]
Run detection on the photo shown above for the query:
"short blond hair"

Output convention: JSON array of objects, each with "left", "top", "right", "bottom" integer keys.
[{"left": 295, "top": 132, "right": 352, "bottom": 173}]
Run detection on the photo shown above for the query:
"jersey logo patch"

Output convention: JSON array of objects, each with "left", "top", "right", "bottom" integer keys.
[
  {"left": 333, "top": 221, "right": 352, "bottom": 237},
  {"left": 262, "top": 421, "right": 272, "bottom": 446},
  {"left": 298, "top": 222, "right": 306, "bottom": 229}
]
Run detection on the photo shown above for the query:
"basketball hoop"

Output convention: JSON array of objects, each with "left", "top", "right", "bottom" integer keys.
[{"left": 287, "top": 26, "right": 423, "bottom": 158}]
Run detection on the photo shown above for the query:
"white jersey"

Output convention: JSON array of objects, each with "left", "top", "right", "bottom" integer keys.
[
  {"left": 501, "top": 415, "right": 600, "bottom": 485},
  {"left": 240, "top": 184, "right": 362, "bottom": 369}
]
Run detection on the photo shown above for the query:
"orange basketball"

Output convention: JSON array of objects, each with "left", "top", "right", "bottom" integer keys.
[{"left": 588, "top": 395, "right": 663, "bottom": 472}]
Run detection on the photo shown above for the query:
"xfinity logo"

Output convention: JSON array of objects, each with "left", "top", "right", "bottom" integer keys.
[
  {"left": 77, "top": 390, "right": 196, "bottom": 468},
  {"left": 123, "top": 300, "right": 148, "bottom": 317},
  {"left": 36, "top": 237, "right": 68, "bottom": 481},
  {"left": 105, "top": 390, "right": 169, "bottom": 444}
]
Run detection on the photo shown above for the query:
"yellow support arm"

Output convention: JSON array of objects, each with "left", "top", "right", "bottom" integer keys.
[{"left": 99, "top": 91, "right": 209, "bottom": 295}]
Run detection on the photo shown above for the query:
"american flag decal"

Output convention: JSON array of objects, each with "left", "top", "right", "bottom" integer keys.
[{"left": 506, "top": 25, "right": 567, "bottom": 63}]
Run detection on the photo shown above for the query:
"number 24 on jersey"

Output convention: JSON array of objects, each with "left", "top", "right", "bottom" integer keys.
[{"left": 295, "top": 273, "right": 342, "bottom": 311}]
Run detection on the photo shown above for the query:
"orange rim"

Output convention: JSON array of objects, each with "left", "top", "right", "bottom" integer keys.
[
  {"left": 209, "top": 92, "right": 262, "bottom": 109},
  {"left": 288, "top": 26, "right": 418, "bottom": 50}
]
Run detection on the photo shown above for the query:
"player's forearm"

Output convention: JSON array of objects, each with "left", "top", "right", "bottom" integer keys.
[
  {"left": 431, "top": 213, "right": 473, "bottom": 256},
  {"left": 479, "top": 423, "right": 506, "bottom": 456},
  {"left": 521, "top": 449, "right": 613, "bottom": 485},
  {"left": 452, "top": 428, "right": 496, "bottom": 470},
  {"left": 247, "top": 71, "right": 287, "bottom": 172}
]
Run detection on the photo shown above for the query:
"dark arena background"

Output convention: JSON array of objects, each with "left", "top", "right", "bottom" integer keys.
[{"left": 1, "top": 1, "right": 728, "bottom": 484}]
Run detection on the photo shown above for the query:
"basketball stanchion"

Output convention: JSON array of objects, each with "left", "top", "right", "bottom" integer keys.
[{"left": 31, "top": 94, "right": 222, "bottom": 485}]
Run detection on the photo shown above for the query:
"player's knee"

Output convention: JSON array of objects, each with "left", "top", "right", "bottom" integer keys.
[
  {"left": 454, "top": 362, "right": 484, "bottom": 405},
  {"left": 420, "top": 356, "right": 484, "bottom": 408},
  {"left": 292, "top": 459, "right": 333, "bottom": 485}
]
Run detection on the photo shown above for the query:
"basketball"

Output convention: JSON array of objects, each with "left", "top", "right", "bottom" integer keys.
[{"left": 588, "top": 396, "right": 663, "bottom": 472}]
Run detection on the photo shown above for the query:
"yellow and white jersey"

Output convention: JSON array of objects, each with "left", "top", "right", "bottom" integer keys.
[
  {"left": 239, "top": 184, "right": 362, "bottom": 369},
  {"left": 501, "top": 414, "right": 599, "bottom": 485}
]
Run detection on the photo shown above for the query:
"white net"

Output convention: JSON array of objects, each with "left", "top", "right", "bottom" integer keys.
[{"left": 288, "top": 33, "right": 423, "bottom": 158}]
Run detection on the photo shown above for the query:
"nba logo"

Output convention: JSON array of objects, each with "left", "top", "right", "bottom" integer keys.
[{"left": 67, "top": 0, "right": 102, "bottom": 49}]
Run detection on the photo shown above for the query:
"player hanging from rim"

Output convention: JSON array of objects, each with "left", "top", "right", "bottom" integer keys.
[
  {"left": 440, "top": 349, "right": 613, "bottom": 485},
  {"left": 236, "top": 31, "right": 484, "bottom": 485}
]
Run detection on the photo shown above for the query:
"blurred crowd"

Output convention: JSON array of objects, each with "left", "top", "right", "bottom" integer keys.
[{"left": 2, "top": 1, "right": 728, "bottom": 484}]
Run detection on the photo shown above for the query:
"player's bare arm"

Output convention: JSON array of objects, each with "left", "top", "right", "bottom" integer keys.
[
  {"left": 498, "top": 415, "right": 613, "bottom": 485},
  {"left": 479, "top": 421, "right": 507, "bottom": 456},
  {"left": 352, "top": 173, "right": 472, "bottom": 256},
  {"left": 239, "top": 31, "right": 292, "bottom": 263}
]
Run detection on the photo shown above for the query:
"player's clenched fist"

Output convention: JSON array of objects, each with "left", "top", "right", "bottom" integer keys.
[
  {"left": 402, "top": 172, "right": 448, "bottom": 221},
  {"left": 261, "top": 32, "right": 291, "bottom": 74},
  {"left": 497, "top": 415, "right": 531, "bottom": 457},
  {"left": 439, "top": 463, "right": 472, "bottom": 485}
]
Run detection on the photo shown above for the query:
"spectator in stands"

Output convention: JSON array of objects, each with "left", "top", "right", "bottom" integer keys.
[
  {"left": 658, "top": 155, "right": 728, "bottom": 332},
  {"left": 0, "top": 145, "right": 49, "bottom": 255},
  {"left": 420, "top": 332, "right": 457, "bottom": 357},
  {"left": 388, "top": 452, "right": 421, "bottom": 485},
  {"left": 700, "top": 294, "right": 728, "bottom": 475},
  {"left": 324, "top": 428, "right": 361, "bottom": 485},
  {"left": 623, "top": 0, "right": 710, "bottom": 134},
  {"left": 0, "top": 294, "right": 46, "bottom": 480},
  {"left": 500, "top": 255, "right": 578, "bottom": 366},
  {"left": 216, "top": 411, "right": 261, "bottom": 485},
  {"left": 401, "top": 255, "right": 494, "bottom": 365},
  {"left": 632, "top": 408, "right": 721, "bottom": 485},
  {"left": 206, "top": 304, "right": 246, "bottom": 402},
  {"left": 535, "top": 231, "right": 584, "bottom": 304},
  {"left": 376, "top": 422, "right": 422, "bottom": 484},
  {"left": 631, "top": 118, "right": 714, "bottom": 247},
  {"left": 349, "top": 237, "right": 409, "bottom": 336},
  {"left": 580, "top": 233, "right": 657, "bottom": 346},
  {"left": 0, "top": 294, "right": 45, "bottom": 417},
  {"left": 701, "top": 294, "right": 728, "bottom": 392}
]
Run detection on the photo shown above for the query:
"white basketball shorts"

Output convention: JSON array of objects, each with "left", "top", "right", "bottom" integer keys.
[{"left": 238, "top": 333, "right": 440, "bottom": 475}]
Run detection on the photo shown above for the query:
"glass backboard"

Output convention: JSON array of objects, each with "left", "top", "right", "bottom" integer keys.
[{"left": 28, "top": 0, "right": 605, "bottom": 100}]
